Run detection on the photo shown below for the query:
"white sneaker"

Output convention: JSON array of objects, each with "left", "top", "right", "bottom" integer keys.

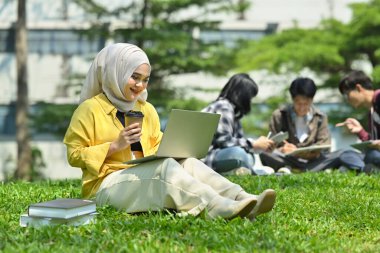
[
  {"left": 277, "top": 167, "right": 292, "bottom": 174},
  {"left": 221, "top": 167, "right": 252, "bottom": 176},
  {"left": 338, "top": 166, "right": 349, "bottom": 173},
  {"left": 253, "top": 166, "right": 275, "bottom": 176}
]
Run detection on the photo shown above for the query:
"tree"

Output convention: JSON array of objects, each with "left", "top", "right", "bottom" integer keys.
[
  {"left": 234, "top": 0, "right": 380, "bottom": 85},
  {"left": 231, "top": 0, "right": 380, "bottom": 132},
  {"left": 14, "top": 0, "right": 32, "bottom": 180},
  {"left": 349, "top": 0, "right": 380, "bottom": 81},
  {"left": 73, "top": 0, "right": 238, "bottom": 111}
]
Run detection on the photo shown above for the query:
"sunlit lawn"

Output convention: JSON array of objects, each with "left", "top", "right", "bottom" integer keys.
[{"left": 1, "top": 171, "right": 379, "bottom": 252}]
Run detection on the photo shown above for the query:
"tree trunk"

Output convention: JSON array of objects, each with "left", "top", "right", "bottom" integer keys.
[{"left": 14, "top": 0, "right": 31, "bottom": 180}]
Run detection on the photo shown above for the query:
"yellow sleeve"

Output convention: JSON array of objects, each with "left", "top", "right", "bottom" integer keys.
[
  {"left": 63, "top": 102, "right": 111, "bottom": 177},
  {"left": 149, "top": 103, "right": 162, "bottom": 153}
]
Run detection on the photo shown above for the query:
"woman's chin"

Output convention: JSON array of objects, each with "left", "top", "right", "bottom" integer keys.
[{"left": 126, "top": 93, "right": 140, "bottom": 101}]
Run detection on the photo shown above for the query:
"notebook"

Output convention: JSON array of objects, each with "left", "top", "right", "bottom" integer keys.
[
  {"left": 28, "top": 198, "right": 96, "bottom": 219},
  {"left": 125, "top": 109, "right": 220, "bottom": 164},
  {"left": 285, "top": 144, "right": 331, "bottom": 156},
  {"left": 350, "top": 141, "right": 373, "bottom": 151}
]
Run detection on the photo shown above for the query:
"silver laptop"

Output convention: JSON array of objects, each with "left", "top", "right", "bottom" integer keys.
[{"left": 124, "top": 109, "right": 220, "bottom": 164}]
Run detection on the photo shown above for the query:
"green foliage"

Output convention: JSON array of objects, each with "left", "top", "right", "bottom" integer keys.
[
  {"left": 1, "top": 173, "right": 380, "bottom": 252},
  {"left": 235, "top": 0, "right": 380, "bottom": 81},
  {"left": 243, "top": 96, "right": 288, "bottom": 137},
  {"left": 235, "top": 24, "right": 349, "bottom": 75},
  {"left": 31, "top": 102, "right": 77, "bottom": 138},
  {"left": 74, "top": 0, "right": 237, "bottom": 81},
  {"left": 234, "top": 0, "right": 380, "bottom": 129},
  {"left": 67, "top": 0, "right": 239, "bottom": 120},
  {"left": 349, "top": 0, "right": 380, "bottom": 67}
]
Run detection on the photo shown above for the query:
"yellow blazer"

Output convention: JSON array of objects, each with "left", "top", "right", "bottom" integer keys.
[{"left": 63, "top": 93, "right": 162, "bottom": 198}]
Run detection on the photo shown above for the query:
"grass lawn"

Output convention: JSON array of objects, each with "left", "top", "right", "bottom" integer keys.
[{"left": 1, "top": 172, "right": 379, "bottom": 252}]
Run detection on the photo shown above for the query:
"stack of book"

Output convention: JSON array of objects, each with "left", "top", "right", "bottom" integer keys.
[{"left": 20, "top": 198, "right": 97, "bottom": 228}]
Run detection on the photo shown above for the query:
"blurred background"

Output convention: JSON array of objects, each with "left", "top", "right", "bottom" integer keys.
[{"left": 1, "top": 0, "right": 378, "bottom": 180}]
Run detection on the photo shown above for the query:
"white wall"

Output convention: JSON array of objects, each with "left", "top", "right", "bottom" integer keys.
[{"left": 0, "top": 139, "right": 81, "bottom": 180}]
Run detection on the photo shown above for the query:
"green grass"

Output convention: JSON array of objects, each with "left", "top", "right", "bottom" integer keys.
[{"left": 1, "top": 172, "right": 380, "bottom": 252}]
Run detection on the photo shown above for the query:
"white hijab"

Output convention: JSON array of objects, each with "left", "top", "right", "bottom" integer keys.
[{"left": 79, "top": 43, "right": 150, "bottom": 112}]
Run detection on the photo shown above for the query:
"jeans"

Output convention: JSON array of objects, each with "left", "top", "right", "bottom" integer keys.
[
  {"left": 260, "top": 149, "right": 364, "bottom": 172},
  {"left": 364, "top": 149, "right": 380, "bottom": 166},
  {"left": 212, "top": 146, "right": 255, "bottom": 173}
]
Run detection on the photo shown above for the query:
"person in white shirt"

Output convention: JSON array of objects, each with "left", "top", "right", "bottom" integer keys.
[{"left": 260, "top": 77, "right": 364, "bottom": 173}]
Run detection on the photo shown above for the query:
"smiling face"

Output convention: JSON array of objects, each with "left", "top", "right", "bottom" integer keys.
[
  {"left": 293, "top": 95, "right": 313, "bottom": 117},
  {"left": 124, "top": 63, "right": 150, "bottom": 101}
]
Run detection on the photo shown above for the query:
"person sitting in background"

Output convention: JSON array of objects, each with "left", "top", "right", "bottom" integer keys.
[
  {"left": 260, "top": 77, "right": 364, "bottom": 173},
  {"left": 63, "top": 43, "right": 276, "bottom": 221},
  {"left": 201, "top": 73, "right": 275, "bottom": 176},
  {"left": 336, "top": 70, "right": 380, "bottom": 174}
]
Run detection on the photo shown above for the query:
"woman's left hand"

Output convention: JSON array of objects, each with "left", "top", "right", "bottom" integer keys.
[{"left": 107, "top": 123, "right": 142, "bottom": 157}]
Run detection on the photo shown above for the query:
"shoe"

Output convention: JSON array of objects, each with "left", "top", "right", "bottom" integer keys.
[
  {"left": 362, "top": 164, "right": 373, "bottom": 175},
  {"left": 338, "top": 166, "right": 349, "bottom": 173},
  {"left": 220, "top": 167, "right": 252, "bottom": 176},
  {"left": 235, "top": 190, "right": 258, "bottom": 202},
  {"left": 252, "top": 166, "right": 275, "bottom": 176},
  {"left": 206, "top": 195, "right": 257, "bottom": 220},
  {"left": 247, "top": 189, "right": 276, "bottom": 220},
  {"left": 276, "top": 167, "right": 292, "bottom": 175}
]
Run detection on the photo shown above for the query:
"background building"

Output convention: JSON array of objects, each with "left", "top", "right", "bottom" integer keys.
[{"left": 0, "top": 0, "right": 366, "bottom": 179}]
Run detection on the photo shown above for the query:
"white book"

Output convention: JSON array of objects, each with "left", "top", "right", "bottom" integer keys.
[
  {"left": 286, "top": 144, "right": 331, "bottom": 156},
  {"left": 270, "top": 131, "right": 289, "bottom": 145},
  {"left": 20, "top": 212, "right": 97, "bottom": 228},
  {"left": 28, "top": 198, "right": 96, "bottom": 219}
]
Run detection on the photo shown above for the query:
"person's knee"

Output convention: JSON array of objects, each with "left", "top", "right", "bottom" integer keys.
[{"left": 364, "top": 149, "right": 380, "bottom": 165}]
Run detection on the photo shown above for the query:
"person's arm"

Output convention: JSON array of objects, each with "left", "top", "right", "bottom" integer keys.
[
  {"left": 269, "top": 109, "right": 293, "bottom": 154},
  {"left": 269, "top": 109, "right": 284, "bottom": 134},
  {"left": 63, "top": 104, "right": 112, "bottom": 176},
  {"left": 336, "top": 117, "right": 369, "bottom": 141},
  {"left": 314, "top": 114, "right": 330, "bottom": 146},
  {"left": 212, "top": 106, "right": 252, "bottom": 151},
  {"left": 142, "top": 103, "right": 163, "bottom": 156}
]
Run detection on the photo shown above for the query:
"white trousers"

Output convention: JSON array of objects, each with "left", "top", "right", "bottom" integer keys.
[{"left": 96, "top": 157, "right": 245, "bottom": 216}]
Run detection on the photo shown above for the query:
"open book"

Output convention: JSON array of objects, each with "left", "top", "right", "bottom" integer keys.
[
  {"left": 285, "top": 144, "right": 331, "bottom": 156},
  {"left": 350, "top": 141, "right": 373, "bottom": 151}
]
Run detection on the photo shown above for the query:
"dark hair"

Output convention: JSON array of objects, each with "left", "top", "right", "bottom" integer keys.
[
  {"left": 338, "top": 70, "right": 373, "bottom": 95},
  {"left": 218, "top": 73, "right": 258, "bottom": 116},
  {"left": 289, "top": 77, "right": 317, "bottom": 99}
]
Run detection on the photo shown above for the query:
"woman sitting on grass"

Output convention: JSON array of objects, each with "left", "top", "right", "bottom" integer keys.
[
  {"left": 201, "top": 73, "right": 275, "bottom": 175},
  {"left": 63, "top": 43, "right": 276, "bottom": 220}
]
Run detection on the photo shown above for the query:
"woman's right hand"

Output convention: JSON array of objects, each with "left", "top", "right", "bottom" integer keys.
[{"left": 107, "top": 123, "right": 142, "bottom": 156}]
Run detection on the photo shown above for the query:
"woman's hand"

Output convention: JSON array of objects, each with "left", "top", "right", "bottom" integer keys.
[
  {"left": 252, "top": 136, "right": 275, "bottom": 153},
  {"left": 107, "top": 123, "right": 142, "bottom": 157},
  {"left": 336, "top": 118, "right": 363, "bottom": 134}
]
